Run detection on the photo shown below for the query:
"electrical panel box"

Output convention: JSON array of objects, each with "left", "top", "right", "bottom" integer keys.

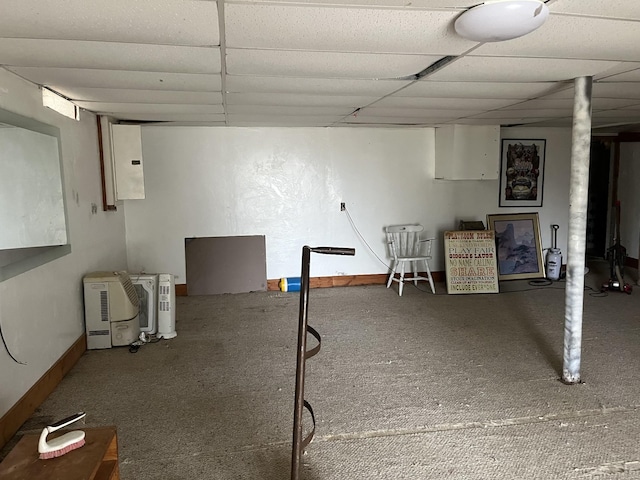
[
  {"left": 111, "top": 124, "right": 145, "bottom": 200},
  {"left": 435, "top": 124, "right": 500, "bottom": 180}
]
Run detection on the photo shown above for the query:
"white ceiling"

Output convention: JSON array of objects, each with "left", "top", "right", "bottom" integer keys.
[{"left": 2, "top": 0, "right": 640, "bottom": 130}]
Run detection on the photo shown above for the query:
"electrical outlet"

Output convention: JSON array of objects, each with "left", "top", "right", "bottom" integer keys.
[{"left": 340, "top": 202, "right": 345, "bottom": 211}]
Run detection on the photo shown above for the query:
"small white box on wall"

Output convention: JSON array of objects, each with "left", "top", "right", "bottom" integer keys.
[
  {"left": 111, "top": 124, "right": 145, "bottom": 200},
  {"left": 435, "top": 124, "right": 500, "bottom": 180}
]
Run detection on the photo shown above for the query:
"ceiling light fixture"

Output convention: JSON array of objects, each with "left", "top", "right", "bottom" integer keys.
[{"left": 454, "top": 0, "right": 550, "bottom": 42}]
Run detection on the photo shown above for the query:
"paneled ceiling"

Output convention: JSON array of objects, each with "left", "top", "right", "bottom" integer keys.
[{"left": 1, "top": 0, "right": 639, "bottom": 130}]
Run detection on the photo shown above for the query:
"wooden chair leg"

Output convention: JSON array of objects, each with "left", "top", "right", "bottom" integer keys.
[
  {"left": 411, "top": 261, "right": 419, "bottom": 286},
  {"left": 425, "top": 260, "right": 435, "bottom": 294},
  {"left": 386, "top": 260, "right": 397, "bottom": 288},
  {"left": 399, "top": 262, "right": 406, "bottom": 296}
]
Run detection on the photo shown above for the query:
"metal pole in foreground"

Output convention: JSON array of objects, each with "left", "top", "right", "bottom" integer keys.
[
  {"left": 291, "top": 246, "right": 355, "bottom": 480},
  {"left": 563, "top": 76, "right": 593, "bottom": 384}
]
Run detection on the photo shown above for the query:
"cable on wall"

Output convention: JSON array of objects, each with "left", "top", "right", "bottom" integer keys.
[
  {"left": 0, "top": 319, "right": 26, "bottom": 365},
  {"left": 343, "top": 206, "right": 390, "bottom": 270}
]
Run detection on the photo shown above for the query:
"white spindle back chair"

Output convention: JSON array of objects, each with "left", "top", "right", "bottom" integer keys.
[{"left": 385, "top": 224, "right": 435, "bottom": 296}]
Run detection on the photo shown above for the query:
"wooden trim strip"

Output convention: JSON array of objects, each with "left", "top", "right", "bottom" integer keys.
[
  {"left": 184, "top": 273, "right": 446, "bottom": 294},
  {"left": 265, "top": 272, "right": 445, "bottom": 291},
  {"left": 0, "top": 334, "right": 86, "bottom": 449},
  {"left": 625, "top": 256, "right": 639, "bottom": 270}
]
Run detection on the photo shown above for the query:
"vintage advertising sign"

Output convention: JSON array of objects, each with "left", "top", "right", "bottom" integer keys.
[{"left": 444, "top": 230, "right": 499, "bottom": 294}]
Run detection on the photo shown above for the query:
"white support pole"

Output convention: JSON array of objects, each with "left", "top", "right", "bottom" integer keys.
[{"left": 563, "top": 76, "right": 593, "bottom": 384}]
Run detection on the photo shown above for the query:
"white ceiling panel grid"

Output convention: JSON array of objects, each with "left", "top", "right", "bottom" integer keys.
[
  {"left": 473, "top": 16, "right": 640, "bottom": 62},
  {"left": 373, "top": 96, "right": 518, "bottom": 110},
  {"left": 227, "top": 0, "right": 477, "bottom": 7},
  {"left": 0, "top": 0, "right": 638, "bottom": 129},
  {"left": 225, "top": 76, "right": 408, "bottom": 96},
  {"left": 226, "top": 49, "right": 442, "bottom": 79},
  {"left": 361, "top": 107, "right": 482, "bottom": 118},
  {"left": 0, "top": 0, "right": 219, "bottom": 46},
  {"left": 57, "top": 88, "right": 223, "bottom": 105},
  {"left": 0, "top": 39, "right": 221, "bottom": 74},
  {"left": 428, "top": 57, "right": 623, "bottom": 83},
  {"left": 113, "top": 114, "right": 227, "bottom": 123},
  {"left": 396, "top": 81, "right": 564, "bottom": 99},
  {"left": 549, "top": 1, "right": 640, "bottom": 20},
  {"left": 74, "top": 103, "right": 225, "bottom": 115},
  {"left": 6, "top": 68, "right": 223, "bottom": 91},
  {"left": 225, "top": 4, "right": 473, "bottom": 54},
  {"left": 226, "top": 105, "right": 354, "bottom": 116},
  {"left": 226, "top": 92, "right": 380, "bottom": 107}
]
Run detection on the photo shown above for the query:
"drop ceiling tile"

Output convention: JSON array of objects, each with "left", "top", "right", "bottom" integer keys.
[
  {"left": 225, "top": 4, "right": 472, "bottom": 54},
  {"left": 428, "top": 57, "right": 621, "bottom": 82},
  {"left": 361, "top": 107, "right": 481, "bottom": 118},
  {"left": 396, "top": 81, "right": 563, "bottom": 99},
  {"left": 0, "top": 0, "right": 219, "bottom": 46},
  {"left": 473, "top": 16, "right": 640, "bottom": 62},
  {"left": 0, "top": 39, "right": 220, "bottom": 74},
  {"left": 114, "top": 114, "right": 227, "bottom": 123},
  {"left": 500, "top": 99, "right": 575, "bottom": 110},
  {"left": 594, "top": 63, "right": 640, "bottom": 81},
  {"left": 593, "top": 110, "right": 640, "bottom": 119},
  {"left": 339, "top": 115, "right": 452, "bottom": 125},
  {"left": 6, "top": 67, "right": 222, "bottom": 91},
  {"left": 75, "top": 102, "right": 225, "bottom": 114},
  {"left": 226, "top": 105, "right": 353, "bottom": 115},
  {"left": 228, "top": 0, "right": 475, "bottom": 7},
  {"left": 471, "top": 110, "right": 571, "bottom": 119},
  {"left": 600, "top": 69, "right": 640, "bottom": 82},
  {"left": 501, "top": 98, "right": 640, "bottom": 111},
  {"left": 226, "top": 49, "right": 441, "bottom": 79},
  {"left": 373, "top": 96, "right": 516, "bottom": 110},
  {"left": 544, "top": 83, "right": 640, "bottom": 100},
  {"left": 142, "top": 122, "right": 228, "bottom": 127},
  {"left": 550, "top": 1, "right": 640, "bottom": 19},
  {"left": 226, "top": 93, "right": 378, "bottom": 107},
  {"left": 225, "top": 76, "right": 408, "bottom": 95},
  {"left": 450, "top": 118, "right": 553, "bottom": 126},
  {"left": 227, "top": 115, "right": 345, "bottom": 126},
  {"left": 57, "top": 88, "right": 222, "bottom": 105}
]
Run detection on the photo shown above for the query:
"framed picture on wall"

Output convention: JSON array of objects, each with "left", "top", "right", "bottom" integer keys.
[
  {"left": 487, "top": 213, "right": 545, "bottom": 280},
  {"left": 499, "top": 139, "right": 546, "bottom": 207}
]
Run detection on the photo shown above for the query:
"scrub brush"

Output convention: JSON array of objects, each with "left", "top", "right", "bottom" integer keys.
[{"left": 38, "top": 412, "right": 87, "bottom": 459}]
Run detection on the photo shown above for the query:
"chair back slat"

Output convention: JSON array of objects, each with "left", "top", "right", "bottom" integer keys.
[{"left": 386, "top": 224, "right": 426, "bottom": 259}]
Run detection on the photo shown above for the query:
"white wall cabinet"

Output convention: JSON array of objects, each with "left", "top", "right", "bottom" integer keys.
[{"left": 435, "top": 124, "right": 500, "bottom": 180}]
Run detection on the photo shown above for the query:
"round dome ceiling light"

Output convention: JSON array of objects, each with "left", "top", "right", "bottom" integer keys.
[{"left": 454, "top": 0, "right": 550, "bottom": 42}]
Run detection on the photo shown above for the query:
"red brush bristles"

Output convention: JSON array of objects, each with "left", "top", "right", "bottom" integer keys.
[{"left": 39, "top": 438, "right": 85, "bottom": 460}]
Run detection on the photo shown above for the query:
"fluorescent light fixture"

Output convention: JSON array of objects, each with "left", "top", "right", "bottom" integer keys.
[
  {"left": 455, "top": 0, "right": 550, "bottom": 42},
  {"left": 42, "top": 87, "right": 80, "bottom": 120}
]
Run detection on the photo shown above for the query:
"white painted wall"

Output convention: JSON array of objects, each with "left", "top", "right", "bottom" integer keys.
[
  {"left": 618, "top": 142, "right": 640, "bottom": 261},
  {"left": 0, "top": 69, "right": 127, "bottom": 417},
  {"left": 125, "top": 126, "right": 572, "bottom": 282}
]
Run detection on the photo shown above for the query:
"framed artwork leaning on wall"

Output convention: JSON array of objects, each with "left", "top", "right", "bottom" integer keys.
[
  {"left": 487, "top": 213, "right": 545, "bottom": 281},
  {"left": 499, "top": 139, "right": 546, "bottom": 207}
]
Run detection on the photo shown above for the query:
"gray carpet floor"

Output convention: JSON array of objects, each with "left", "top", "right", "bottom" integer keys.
[{"left": 7, "top": 262, "right": 640, "bottom": 479}]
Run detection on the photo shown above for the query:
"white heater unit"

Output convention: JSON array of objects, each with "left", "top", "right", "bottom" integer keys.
[
  {"left": 157, "top": 273, "right": 177, "bottom": 339},
  {"left": 130, "top": 274, "right": 158, "bottom": 334},
  {"left": 83, "top": 271, "right": 140, "bottom": 349}
]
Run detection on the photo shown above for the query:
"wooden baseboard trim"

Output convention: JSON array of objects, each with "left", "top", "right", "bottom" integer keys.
[
  {"left": 625, "top": 256, "right": 638, "bottom": 270},
  {"left": 266, "top": 271, "right": 445, "bottom": 291},
  {"left": 0, "top": 334, "right": 86, "bottom": 449},
  {"left": 175, "top": 283, "right": 188, "bottom": 296}
]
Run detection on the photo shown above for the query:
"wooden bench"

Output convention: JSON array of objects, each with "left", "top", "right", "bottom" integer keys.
[{"left": 0, "top": 426, "right": 119, "bottom": 480}]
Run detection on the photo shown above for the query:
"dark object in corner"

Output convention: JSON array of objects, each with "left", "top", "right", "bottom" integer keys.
[{"left": 459, "top": 221, "right": 486, "bottom": 231}]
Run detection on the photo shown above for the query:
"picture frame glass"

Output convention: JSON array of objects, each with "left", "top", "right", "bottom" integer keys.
[
  {"left": 499, "top": 139, "right": 546, "bottom": 207},
  {"left": 487, "top": 213, "right": 545, "bottom": 280}
]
